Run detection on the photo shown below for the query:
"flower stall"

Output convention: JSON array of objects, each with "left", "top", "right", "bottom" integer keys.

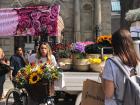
[{"left": 0, "top": 4, "right": 114, "bottom": 105}]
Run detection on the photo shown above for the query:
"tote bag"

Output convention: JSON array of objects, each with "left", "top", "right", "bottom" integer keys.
[{"left": 81, "top": 79, "right": 104, "bottom": 105}]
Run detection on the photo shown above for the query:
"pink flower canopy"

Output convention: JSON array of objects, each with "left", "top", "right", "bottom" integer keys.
[{"left": 0, "top": 5, "right": 60, "bottom": 36}]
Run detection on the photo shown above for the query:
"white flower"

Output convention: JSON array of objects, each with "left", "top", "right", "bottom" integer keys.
[{"left": 125, "top": 8, "right": 140, "bottom": 22}]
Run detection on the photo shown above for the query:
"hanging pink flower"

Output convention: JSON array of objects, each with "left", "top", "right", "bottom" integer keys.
[{"left": 31, "top": 11, "right": 42, "bottom": 20}]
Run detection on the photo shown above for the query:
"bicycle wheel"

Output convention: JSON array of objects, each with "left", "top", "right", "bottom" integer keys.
[{"left": 5, "top": 88, "right": 21, "bottom": 105}]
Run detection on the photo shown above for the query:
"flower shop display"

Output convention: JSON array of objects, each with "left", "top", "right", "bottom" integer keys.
[
  {"left": 85, "top": 35, "right": 112, "bottom": 59},
  {"left": 88, "top": 56, "right": 108, "bottom": 72},
  {"left": 71, "top": 41, "right": 94, "bottom": 71}
]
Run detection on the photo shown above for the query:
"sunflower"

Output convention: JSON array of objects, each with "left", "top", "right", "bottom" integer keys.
[
  {"left": 29, "top": 72, "right": 40, "bottom": 84},
  {"left": 37, "top": 66, "right": 43, "bottom": 75}
]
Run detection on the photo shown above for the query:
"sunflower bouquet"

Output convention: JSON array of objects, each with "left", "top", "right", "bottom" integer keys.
[{"left": 15, "top": 63, "right": 61, "bottom": 87}]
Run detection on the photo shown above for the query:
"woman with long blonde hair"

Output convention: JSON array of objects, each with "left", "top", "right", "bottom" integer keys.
[
  {"left": 28, "top": 42, "right": 58, "bottom": 105},
  {"left": 29, "top": 42, "right": 57, "bottom": 66}
]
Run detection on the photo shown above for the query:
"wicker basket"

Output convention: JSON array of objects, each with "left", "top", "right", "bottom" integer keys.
[
  {"left": 90, "top": 64, "right": 102, "bottom": 72},
  {"left": 73, "top": 64, "right": 89, "bottom": 71},
  {"left": 73, "top": 59, "right": 89, "bottom": 71},
  {"left": 90, "top": 61, "right": 105, "bottom": 72},
  {"left": 58, "top": 58, "right": 72, "bottom": 70},
  {"left": 90, "top": 62, "right": 105, "bottom": 72}
]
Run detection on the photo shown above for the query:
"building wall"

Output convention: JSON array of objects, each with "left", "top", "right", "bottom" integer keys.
[
  {"left": 111, "top": 15, "right": 120, "bottom": 33},
  {"left": 0, "top": 0, "right": 111, "bottom": 57}
]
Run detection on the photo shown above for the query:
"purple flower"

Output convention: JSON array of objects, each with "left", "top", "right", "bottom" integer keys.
[{"left": 73, "top": 42, "right": 85, "bottom": 53}]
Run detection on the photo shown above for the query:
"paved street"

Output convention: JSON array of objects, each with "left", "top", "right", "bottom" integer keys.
[{"left": 0, "top": 76, "right": 75, "bottom": 105}]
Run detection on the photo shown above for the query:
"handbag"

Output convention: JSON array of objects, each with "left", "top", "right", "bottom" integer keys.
[
  {"left": 81, "top": 79, "right": 104, "bottom": 105},
  {"left": 0, "top": 62, "right": 11, "bottom": 76}
]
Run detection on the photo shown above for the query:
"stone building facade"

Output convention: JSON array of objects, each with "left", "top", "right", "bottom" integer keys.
[{"left": 0, "top": 0, "right": 111, "bottom": 58}]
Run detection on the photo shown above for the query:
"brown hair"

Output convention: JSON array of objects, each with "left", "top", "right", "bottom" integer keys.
[
  {"left": 112, "top": 28, "right": 140, "bottom": 67},
  {"left": 37, "top": 42, "right": 52, "bottom": 64}
]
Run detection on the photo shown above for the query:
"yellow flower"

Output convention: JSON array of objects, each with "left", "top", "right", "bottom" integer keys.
[
  {"left": 103, "top": 56, "right": 108, "bottom": 61},
  {"left": 37, "top": 66, "right": 43, "bottom": 75},
  {"left": 29, "top": 72, "right": 40, "bottom": 84},
  {"left": 88, "top": 58, "right": 102, "bottom": 64}
]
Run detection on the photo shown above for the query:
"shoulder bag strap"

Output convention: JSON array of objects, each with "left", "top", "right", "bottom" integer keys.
[{"left": 109, "top": 57, "right": 130, "bottom": 79}]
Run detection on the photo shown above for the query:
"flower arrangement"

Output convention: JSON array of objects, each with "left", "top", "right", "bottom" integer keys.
[
  {"left": 72, "top": 41, "right": 94, "bottom": 59},
  {"left": 16, "top": 63, "right": 61, "bottom": 87},
  {"left": 88, "top": 56, "right": 109, "bottom": 72},
  {"left": 85, "top": 35, "right": 112, "bottom": 54},
  {"left": 52, "top": 43, "right": 72, "bottom": 58}
]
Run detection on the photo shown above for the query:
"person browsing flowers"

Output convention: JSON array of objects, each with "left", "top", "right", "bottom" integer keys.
[{"left": 29, "top": 42, "right": 58, "bottom": 66}]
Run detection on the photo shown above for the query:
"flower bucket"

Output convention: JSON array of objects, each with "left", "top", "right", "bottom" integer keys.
[
  {"left": 90, "top": 62, "right": 105, "bottom": 72},
  {"left": 73, "top": 59, "right": 89, "bottom": 65},
  {"left": 73, "top": 59, "right": 89, "bottom": 71},
  {"left": 58, "top": 58, "right": 72, "bottom": 70}
]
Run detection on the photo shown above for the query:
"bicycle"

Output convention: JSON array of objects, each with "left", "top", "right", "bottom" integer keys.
[{"left": 5, "top": 80, "right": 28, "bottom": 105}]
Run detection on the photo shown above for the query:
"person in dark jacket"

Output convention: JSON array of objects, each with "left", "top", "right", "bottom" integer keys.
[{"left": 10, "top": 47, "right": 27, "bottom": 104}]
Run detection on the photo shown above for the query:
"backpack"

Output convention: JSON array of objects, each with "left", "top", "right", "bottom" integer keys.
[{"left": 109, "top": 57, "right": 140, "bottom": 105}]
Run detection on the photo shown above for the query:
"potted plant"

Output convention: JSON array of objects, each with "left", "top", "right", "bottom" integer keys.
[
  {"left": 71, "top": 42, "right": 90, "bottom": 71},
  {"left": 88, "top": 56, "right": 108, "bottom": 72},
  {"left": 57, "top": 43, "right": 72, "bottom": 70},
  {"left": 85, "top": 43, "right": 102, "bottom": 58},
  {"left": 85, "top": 35, "right": 112, "bottom": 59}
]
